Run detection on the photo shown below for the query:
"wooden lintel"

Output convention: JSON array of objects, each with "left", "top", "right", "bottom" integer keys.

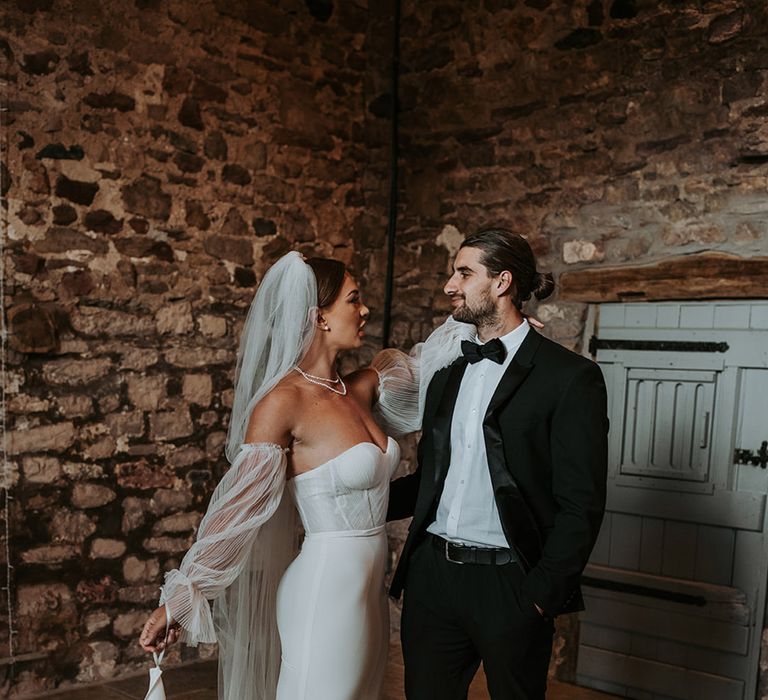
[{"left": 559, "top": 252, "right": 768, "bottom": 303}]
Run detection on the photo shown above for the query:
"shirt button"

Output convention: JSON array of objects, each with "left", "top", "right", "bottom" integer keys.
[{"left": 460, "top": 480, "right": 465, "bottom": 484}]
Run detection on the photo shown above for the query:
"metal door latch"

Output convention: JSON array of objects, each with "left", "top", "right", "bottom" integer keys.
[{"left": 734, "top": 441, "right": 768, "bottom": 469}]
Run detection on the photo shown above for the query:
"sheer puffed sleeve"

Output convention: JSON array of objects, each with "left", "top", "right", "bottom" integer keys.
[
  {"left": 371, "top": 347, "right": 420, "bottom": 436},
  {"left": 160, "top": 442, "right": 287, "bottom": 646},
  {"left": 372, "top": 317, "right": 474, "bottom": 436}
]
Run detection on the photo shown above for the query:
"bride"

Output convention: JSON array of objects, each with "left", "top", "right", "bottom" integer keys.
[{"left": 138, "top": 251, "right": 472, "bottom": 699}]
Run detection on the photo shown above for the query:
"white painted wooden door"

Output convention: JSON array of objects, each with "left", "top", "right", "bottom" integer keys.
[{"left": 576, "top": 301, "right": 768, "bottom": 700}]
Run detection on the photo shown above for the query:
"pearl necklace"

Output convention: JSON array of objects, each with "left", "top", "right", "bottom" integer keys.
[
  {"left": 294, "top": 367, "right": 341, "bottom": 384},
  {"left": 293, "top": 366, "right": 347, "bottom": 395}
]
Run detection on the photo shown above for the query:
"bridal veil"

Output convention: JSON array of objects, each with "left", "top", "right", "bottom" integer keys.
[{"left": 160, "top": 252, "right": 316, "bottom": 700}]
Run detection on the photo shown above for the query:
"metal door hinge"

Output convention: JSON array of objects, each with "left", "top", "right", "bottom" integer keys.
[
  {"left": 734, "top": 441, "right": 768, "bottom": 469},
  {"left": 589, "top": 336, "right": 730, "bottom": 355}
]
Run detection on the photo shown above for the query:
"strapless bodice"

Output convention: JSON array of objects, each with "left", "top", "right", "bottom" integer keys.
[{"left": 289, "top": 437, "right": 400, "bottom": 534}]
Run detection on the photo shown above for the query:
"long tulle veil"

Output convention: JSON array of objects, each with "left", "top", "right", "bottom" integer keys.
[
  {"left": 215, "top": 251, "right": 316, "bottom": 699},
  {"left": 225, "top": 250, "right": 317, "bottom": 461}
]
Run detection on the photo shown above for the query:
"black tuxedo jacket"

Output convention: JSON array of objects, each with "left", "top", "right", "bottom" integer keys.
[{"left": 388, "top": 328, "right": 608, "bottom": 617}]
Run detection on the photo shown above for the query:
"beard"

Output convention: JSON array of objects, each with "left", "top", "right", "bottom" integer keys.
[{"left": 451, "top": 289, "right": 498, "bottom": 328}]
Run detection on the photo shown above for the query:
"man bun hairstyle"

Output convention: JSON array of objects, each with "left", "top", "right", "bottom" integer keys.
[
  {"left": 460, "top": 228, "right": 555, "bottom": 308},
  {"left": 532, "top": 271, "right": 556, "bottom": 301}
]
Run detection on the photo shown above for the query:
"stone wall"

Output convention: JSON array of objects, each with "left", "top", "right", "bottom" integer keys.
[
  {"left": 391, "top": 0, "right": 768, "bottom": 347},
  {"left": 384, "top": 0, "right": 768, "bottom": 687},
  {"left": 6, "top": 0, "right": 768, "bottom": 696},
  {"left": 1, "top": 0, "right": 390, "bottom": 695}
]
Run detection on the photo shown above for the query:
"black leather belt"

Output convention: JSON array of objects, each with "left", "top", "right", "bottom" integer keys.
[{"left": 429, "top": 533, "right": 518, "bottom": 566}]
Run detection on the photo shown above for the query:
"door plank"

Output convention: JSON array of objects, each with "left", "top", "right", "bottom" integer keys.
[
  {"left": 599, "top": 304, "right": 627, "bottom": 328},
  {"left": 577, "top": 646, "right": 744, "bottom": 700},
  {"left": 609, "top": 513, "right": 642, "bottom": 570},
  {"left": 656, "top": 305, "right": 681, "bottom": 329},
  {"left": 629, "top": 633, "right": 658, "bottom": 661},
  {"left": 582, "top": 563, "right": 750, "bottom": 625},
  {"left": 608, "top": 485, "right": 766, "bottom": 531},
  {"left": 626, "top": 306, "right": 659, "bottom": 328},
  {"left": 583, "top": 564, "right": 747, "bottom": 605},
  {"left": 590, "top": 513, "right": 612, "bottom": 566},
  {"left": 576, "top": 675, "right": 629, "bottom": 698},
  {"left": 582, "top": 583, "right": 750, "bottom": 626},
  {"left": 581, "top": 625, "right": 752, "bottom": 685},
  {"left": 680, "top": 305, "right": 715, "bottom": 329},
  {"left": 694, "top": 525, "right": 735, "bottom": 586},
  {"left": 579, "top": 621, "right": 633, "bottom": 655},
  {"left": 731, "top": 529, "right": 763, "bottom": 609},
  {"left": 750, "top": 305, "right": 768, "bottom": 329},
  {"left": 639, "top": 517, "right": 664, "bottom": 574},
  {"left": 713, "top": 305, "right": 751, "bottom": 329},
  {"left": 581, "top": 595, "right": 749, "bottom": 655},
  {"left": 662, "top": 522, "right": 697, "bottom": 579},
  {"left": 656, "top": 637, "right": 752, "bottom": 682}
]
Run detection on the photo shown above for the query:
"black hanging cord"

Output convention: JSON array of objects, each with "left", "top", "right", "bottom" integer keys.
[{"left": 382, "top": 0, "right": 401, "bottom": 349}]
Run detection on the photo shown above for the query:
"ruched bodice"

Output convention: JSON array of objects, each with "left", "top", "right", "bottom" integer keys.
[{"left": 289, "top": 437, "right": 400, "bottom": 534}]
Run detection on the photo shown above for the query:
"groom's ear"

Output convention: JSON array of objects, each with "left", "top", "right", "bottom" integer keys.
[{"left": 496, "top": 270, "right": 514, "bottom": 296}]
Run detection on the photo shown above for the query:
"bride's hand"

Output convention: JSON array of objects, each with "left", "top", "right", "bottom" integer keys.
[
  {"left": 139, "top": 605, "right": 180, "bottom": 653},
  {"left": 524, "top": 314, "right": 544, "bottom": 329}
]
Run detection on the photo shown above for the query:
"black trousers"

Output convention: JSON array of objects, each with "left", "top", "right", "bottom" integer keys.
[{"left": 401, "top": 537, "right": 554, "bottom": 700}]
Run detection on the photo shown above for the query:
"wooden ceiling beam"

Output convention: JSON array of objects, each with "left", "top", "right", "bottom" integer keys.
[{"left": 558, "top": 252, "right": 768, "bottom": 303}]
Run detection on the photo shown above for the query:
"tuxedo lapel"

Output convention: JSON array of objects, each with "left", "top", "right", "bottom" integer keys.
[
  {"left": 478, "top": 330, "right": 545, "bottom": 561},
  {"left": 483, "top": 330, "right": 542, "bottom": 494},
  {"left": 430, "top": 359, "right": 467, "bottom": 487},
  {"left": 485, "top": 329, "right": 542, "bottom": 418}
]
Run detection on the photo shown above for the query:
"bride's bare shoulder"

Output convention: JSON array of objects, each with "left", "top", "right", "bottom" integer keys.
[{"left": 244, "top": 377, "right": 302, "bottom": 445}]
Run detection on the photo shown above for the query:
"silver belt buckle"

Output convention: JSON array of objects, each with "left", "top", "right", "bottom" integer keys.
[{"left": 445, "top": 540, "right": 465, "bottom": 564}]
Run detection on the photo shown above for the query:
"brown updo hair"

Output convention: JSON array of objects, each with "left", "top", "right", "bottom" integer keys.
[
  {"left": 305, "top": 257, "right": 347, "bottom": 308},
  {"left": 460, "top": 228, "right": 555, "bottom": 308}
]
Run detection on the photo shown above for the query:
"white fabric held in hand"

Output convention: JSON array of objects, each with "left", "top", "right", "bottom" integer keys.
[
  {"left": 144, "top": 665, "right": 165, "bottom": 700},
  {"left": 144, "top": 606, "right": 171, "bottom": 700}
]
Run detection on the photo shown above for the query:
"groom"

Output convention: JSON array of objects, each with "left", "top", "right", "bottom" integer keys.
[{"left": 388, "top": 228, "right": 608, "bottom": 699}]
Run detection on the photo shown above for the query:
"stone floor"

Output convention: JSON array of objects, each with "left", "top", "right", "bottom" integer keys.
[{"left": 25, "top": 645, "right": 618, "bottom": 699}]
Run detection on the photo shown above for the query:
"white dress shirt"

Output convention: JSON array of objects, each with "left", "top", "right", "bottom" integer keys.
[{"left": 427, "top": 319, "right": 530, "bottom": 548}]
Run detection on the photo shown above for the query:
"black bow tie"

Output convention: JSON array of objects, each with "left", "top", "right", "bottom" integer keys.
[{"left": 461, "top": 338, "right": 506, "bottom": 364}]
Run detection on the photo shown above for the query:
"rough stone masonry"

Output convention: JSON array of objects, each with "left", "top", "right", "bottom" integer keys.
[
  {"left": 1, "top": 0, "right": 393, "bottom": 695},
  {"left": 5, "top": 0, "right": 768, "bottom": 697}
]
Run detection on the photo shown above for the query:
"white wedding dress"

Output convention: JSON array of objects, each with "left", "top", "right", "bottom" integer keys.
[
  {"left": 158, "top": 317, "right": 474, "bottom": 700},
  {"left": 276, "top": 437, "right": 400, "bottom": 698}
]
